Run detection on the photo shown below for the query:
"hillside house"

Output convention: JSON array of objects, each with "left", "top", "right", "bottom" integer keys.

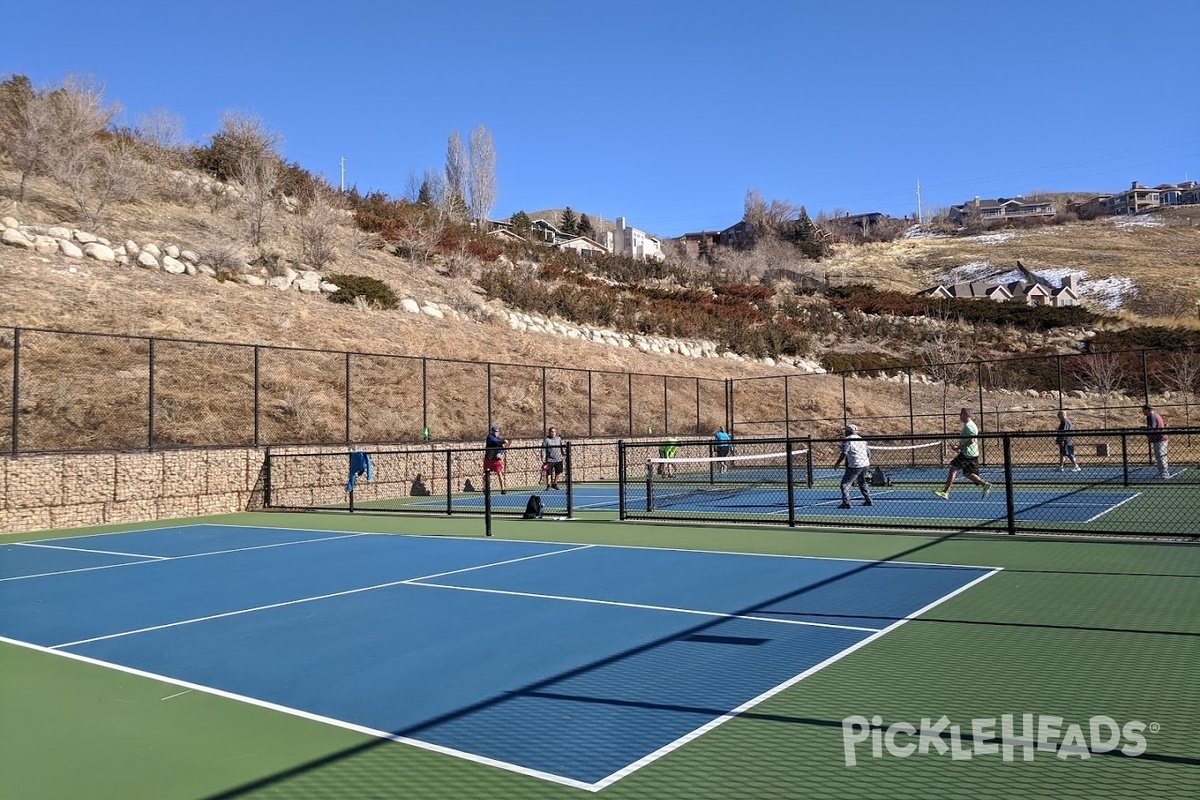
[
  {"left": 554, "top": 235, "right": 609, "bottom": 259},
  {"left": 920, "top": 263, "right": 1080, "bottom": 308},
  {"left": 1105, "top": 181, "right": 1200, "bottom": 215},
  {"left": 949, "top": 196, "right": 1056, "bottom": 225},
  {"left": 604, "top": 217, "right": 663, "bottom": 261}
]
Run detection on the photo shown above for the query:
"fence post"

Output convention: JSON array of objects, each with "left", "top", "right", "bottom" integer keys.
[
  {"left": 662, "top": 375, "right": 668, "bottom": 435},
  {"left": 445, "top": 449, "right": 453, "bottom": 515},
  {"left": 253, "top": 346, "right": 261, "bottom": 447},
  {"left": 11, "top": 327, "right": 19, "bottom": 456},
  {"left": 487, "top": 362, "right": 494, "bottom": 430},
  {"left": 148, "top": 337, "right": 156, "bottom": 450},
  {"left": 786, "top": 438, "right": 796, "bottom": 527},
  {"left": 784, "top": 375, "right": 791, "bottom": 438},
  {"left": 1003, "top": 435, "right": 1016, "bottom": 535},
  {"left": 907, "top": 366, "right": 915, "bottom": 441},
  {"left": 422, "top": 358, "right": 429, "bottom": 440},
  {"left": 1121, "top": 432, "right": 1130, "bottom": 487},
  {"left": 841, "top": 374, "right": 848, "bottom": 427},
  {"left": 344, "top": 352, "right": 352, "bottom": 445},
  {"left": 565, "top": 441, "right": 573, "bottom": 518},
  {"left": 542, "top": 366, "right": 548, "bottom": 436},
  {"left": 627, "top": 373, "right": 633, "bottom": 436},
  {"left": 694, "top": 377, "right": 701, "bottom": 435},
  {"left": 263, "top": 446, "right": 272, "bottom": 508},
  {"left": 588, "top": 370, "right": 594, "bottom": 438},
  {"left": 617, "top": 440, "right": 627, "bottom": 519}
]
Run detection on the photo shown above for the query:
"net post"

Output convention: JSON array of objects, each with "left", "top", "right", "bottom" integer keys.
[
  {"left": 618, "top": 440, "right": 627, "bottom": 519},
  {"left": 709, "top": 440, "right": 716, "bottom": 485},
  {"left": 645, "top": 456, "right": 655, "bottom": 512},
  {"left": 565, "top": 441, "right": 573, "bottom": 518},
  {"left": 805, "top": 435, "right": 814, "bottom": 488},
  {"left": 786, "top": 438, "right": 797, "bottom": 527},
  {"left": 1121, "top": 432, "right": 1130, "bottom": 487},
  {"left": 445, "top": 449, "right": 452, "bottom": 515},
  {"left": 1003, "top": 434, "right": 1016, "bottom": 535},
  {"left": 483, "top": 469, "right": 493, "bottom": 537}
]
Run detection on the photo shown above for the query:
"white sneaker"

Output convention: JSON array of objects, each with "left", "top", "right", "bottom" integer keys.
[{"left": 1072, "top": 466, "right": 1082, "bottom": 472}]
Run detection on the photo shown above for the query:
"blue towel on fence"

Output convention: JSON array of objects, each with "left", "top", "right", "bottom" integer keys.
[{"left": 345, "top": 450, "right": 374, "bottom": 493}]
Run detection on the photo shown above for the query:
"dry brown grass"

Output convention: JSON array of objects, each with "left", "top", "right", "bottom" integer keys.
[{"left": 3, "top": 163, "right": 1199, "bottom": 446}]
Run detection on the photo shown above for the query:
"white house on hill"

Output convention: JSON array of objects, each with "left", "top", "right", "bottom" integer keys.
[{"left": 605, "top": 217, "right": 663, "bottom": 261}]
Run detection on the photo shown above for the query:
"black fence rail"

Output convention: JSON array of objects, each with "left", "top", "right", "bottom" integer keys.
[
  {"left": 261, "top": 443, "right": 576, "bottom": 519},
  {"left": 730, "top": 345, "right": 1200, "bottom": 439},
  {"left": 617, "top": 429, "right": 1200, "bottom": 538},
  {"left": 0, "top": 326, "right": 728, "bottom": 455}
]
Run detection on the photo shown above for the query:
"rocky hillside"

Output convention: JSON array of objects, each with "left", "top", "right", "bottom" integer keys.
[{"left": 2, "top": 158, "right": 1200, "bottom": 440}]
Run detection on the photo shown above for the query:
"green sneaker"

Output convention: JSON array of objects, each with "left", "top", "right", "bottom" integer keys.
[
  {"left": 933, "top": 489, "right": 948, "bottom": 499},
  {"left": 981, "top": 483, "right": 992, "bottom": 499}
]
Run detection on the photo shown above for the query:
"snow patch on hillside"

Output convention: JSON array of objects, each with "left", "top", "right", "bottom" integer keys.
[
  {"left": 967, "top": 232, "right": 1015, "bottom": 245},
  {"left": 1114, "top": 214, "right": 1164, "bottom": 229}
]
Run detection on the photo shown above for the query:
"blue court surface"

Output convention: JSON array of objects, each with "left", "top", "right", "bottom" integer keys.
[{"left": 0, "top": 525, "right": 1000, "bottom": 789}]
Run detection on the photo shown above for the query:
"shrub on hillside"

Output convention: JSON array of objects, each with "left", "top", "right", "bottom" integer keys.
[
  {"left": 820, "top": 351, "right": 902, "bottom": 375},
  {"left": 326, "top": 274, "right": 398, "bottom": 310}
]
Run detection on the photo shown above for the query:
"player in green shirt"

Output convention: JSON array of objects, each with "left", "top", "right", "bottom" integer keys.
[{"left": 934, "top": 408, "right": 992, "bottom": 499}]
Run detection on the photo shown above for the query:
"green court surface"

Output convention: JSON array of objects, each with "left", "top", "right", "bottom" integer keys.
[{"left": 2, "top": 511, "right": 1198, "bottom": 800}]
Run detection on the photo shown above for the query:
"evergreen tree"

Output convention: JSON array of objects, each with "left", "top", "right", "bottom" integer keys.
[
  {"left": 578, "top": 213, "right": 595, "bottom": 238},
  {"left": 559, "top": 206, "right": 578, "bottom": 236},
  {"left": 510, "top": 210, "right": 533, "bottom": 239},
  {"left": 786, "top": 206, "right": 831, "bottom": 259},
  {"left": 698, "top": 232, "right": 712, "bottom": 264},
  {"left": 416, "top": 179, "right": 434, "bottom": 208}
]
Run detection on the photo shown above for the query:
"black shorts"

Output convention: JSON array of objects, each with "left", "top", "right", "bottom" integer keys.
[
  {"left": 950, "top": 453, "right": 980, "bottom": 476},
  {"left": 544, "top": 461, "right": 563, "bottom": 476}
]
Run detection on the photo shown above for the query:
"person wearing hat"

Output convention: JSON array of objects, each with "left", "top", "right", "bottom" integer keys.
[
  {"left": 832, "top": 423, "right": 873, "bottom": 509},
  {"left": 484, "top": 424, "right": 509, "bottom": 493}
]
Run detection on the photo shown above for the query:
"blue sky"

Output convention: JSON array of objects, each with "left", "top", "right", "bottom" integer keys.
[{"left": 4, "top": 1, "right": 1197, "bottom": 237}]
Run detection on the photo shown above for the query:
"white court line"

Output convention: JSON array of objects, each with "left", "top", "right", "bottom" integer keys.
[
  {"left": 50, "top": 545, "right": 594, "bottom": 649},
  {"left": 0, "top": 635, "right": 594, "bottom": 793},
  {"left": 408, "top": 581, "right": 880, "bottom": 632},
  {"left": 0, "top": 533, "right": 373, "bottom": 583},
  {"left": 589, "top": 565, "right": 1005, "bottom": 792},
  {"left": 1085, "top": 491, "right": 1142, "bottom": 523},
  {"left": 15, "top": 541, "right": 169, "bottom": 559}
]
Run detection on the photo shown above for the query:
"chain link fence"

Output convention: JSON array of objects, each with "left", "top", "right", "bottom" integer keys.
[{"left": 0, "top": 326, "right": 727, "bottom": 454}]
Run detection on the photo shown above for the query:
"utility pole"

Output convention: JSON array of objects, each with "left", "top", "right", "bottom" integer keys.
[
  {"left": 916, "top": 180, "right": 923, "bottom": 224},
  {"left": 340, "top": 156, "right": 345, "bottom": 192}
]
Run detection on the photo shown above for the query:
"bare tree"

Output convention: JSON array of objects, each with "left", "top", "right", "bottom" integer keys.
[
  {"left": 466, "top": 124, "right": 496, "bottom": 228},
  {"left": 921, "top": 333, "right": 977, "bottom": 435},
  {"left": 1077, "top": 350, "right": 1125, "bottom": 428},
  {"left": 393, "top": 209, "right": 445, "bottom": 266},
  {"left": 297, "top": 188, "right": 343, "bottom": 269},
  {"left": 743, "top": 188, "right": 800, "bottom": 240},
  {"left": 443, "top": 130, "right": 467, "bottom": 220},
  {"left": 237, "top": 151, "right": 280, "bottom": 246},
  {"left": 42, "top": 76, "right": 131, "bottom": 225},
  {"left": 0, "top": 75, "right": 51, "bottom": 201},
  {"left": 1159, "top": 348, "right": 1200, "bottom": 431}
]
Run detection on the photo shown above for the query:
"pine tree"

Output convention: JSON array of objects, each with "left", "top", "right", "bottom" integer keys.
[
  {"left": 559, "top": 206, "right": 578, "bottom": 236},
  {"left": 510, "top": 210, "right": 532, "bottom": 239},
  {"left": 416, "top": 179, "right": 434, "bottom": 208},
  {"left": 578, "top": 213, "right": 595, "bottom": 238}
]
